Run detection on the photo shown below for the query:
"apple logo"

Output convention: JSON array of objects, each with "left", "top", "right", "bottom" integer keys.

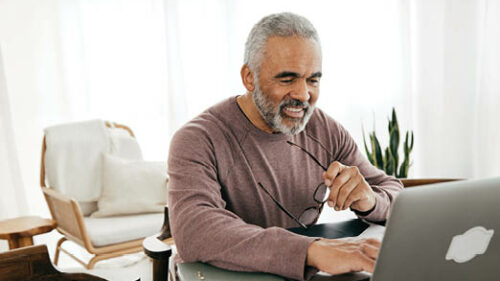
[{"left": 446, "top": 226, "right": 494, "bottom": 263}]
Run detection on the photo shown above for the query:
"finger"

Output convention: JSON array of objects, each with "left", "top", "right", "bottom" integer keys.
[
  {"left": 363, "top": 238, "right": 382, "bottom": 248},
  {"left": 353, "top": 251, "right": 376, "bottom": 273},
  {"left": 328, "top": 168, "right": 355, "bottom": 208},
  {"left": 343, "top": 183, "right": 364, "bottom": 210},
  {"left": 361, "top": 244, "right": 380, "bottom": 260},
  {"left": 336, "top": 177, "right": 361, "bottom": 210},
  {"left": 327, "top": 200, "right": 334, "bottom": 208},
  {"left": 323, "top": 161, "right": 344, "bottom": 186}
]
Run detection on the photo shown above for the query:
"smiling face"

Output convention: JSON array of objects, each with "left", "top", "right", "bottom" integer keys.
[{"left": 246, "top": 36, "right": 322, "bottom": 135}]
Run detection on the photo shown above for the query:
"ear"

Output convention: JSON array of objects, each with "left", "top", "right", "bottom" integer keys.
[{"left": 240, "top": 64, "right": 255, "bottom": 92}]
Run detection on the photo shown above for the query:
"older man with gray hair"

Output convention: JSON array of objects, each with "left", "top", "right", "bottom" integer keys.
[{"left": 167, "top": 12, "right": 403, "bottom": 280}]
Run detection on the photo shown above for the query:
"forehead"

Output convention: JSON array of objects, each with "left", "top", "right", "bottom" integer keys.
[{"left": 260, "top": 36, "right": 322, "bottom": 75}]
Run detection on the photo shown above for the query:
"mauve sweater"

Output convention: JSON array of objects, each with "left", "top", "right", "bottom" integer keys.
[{"left": 167, "top": 96, "right": 403, "bottom": 281}]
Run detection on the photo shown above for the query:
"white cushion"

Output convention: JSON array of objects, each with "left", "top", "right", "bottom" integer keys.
[
  {"left": 91, "top": 154, "right": 167, "bottom": 218},
  {"left": 84, "top": 213, "right": 163, "bottom": 247},
  {"left": 44, "top": 120, "right": 108, "bottom": 202},
  {"left": 78, "top": 201, "right": 98, "bottom": 216},
  {"left": 108, "top": 127, "right": 143, "bottom": 160}
]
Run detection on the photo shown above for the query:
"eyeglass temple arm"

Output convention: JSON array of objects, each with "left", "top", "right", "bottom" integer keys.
[
  {"left": 286, "top": 141, "right": 328, "bottom": 171},
  {"left": 257, "top": 182, "right": 307, "bottom": 229}
]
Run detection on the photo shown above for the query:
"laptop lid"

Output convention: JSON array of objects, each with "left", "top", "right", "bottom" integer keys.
[{"left": 372, "top": 177, "right": 500, "bottom": 281}]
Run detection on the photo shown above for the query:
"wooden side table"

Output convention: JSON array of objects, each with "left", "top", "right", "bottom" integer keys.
[{"left": 0, "top": 216, "right": 56, "bottom": 249}]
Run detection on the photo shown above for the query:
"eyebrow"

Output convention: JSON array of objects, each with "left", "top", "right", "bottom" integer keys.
[
  {"left": 310, "top": 72, "right": 322, "bottom": 78},
  {"left": 274, "top": 71, "right": 300, "bottom": 79},
  {"left": 274, "top": 71, "right": 323, "bottom": 79}
]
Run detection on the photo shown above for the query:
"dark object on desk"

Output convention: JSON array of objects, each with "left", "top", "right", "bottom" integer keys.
[
  {"left": 287, "top": 219, "right": 369, "bottom": 239},
  {"left": 0, "top": 244, "right": 106, "bottom": 281}
]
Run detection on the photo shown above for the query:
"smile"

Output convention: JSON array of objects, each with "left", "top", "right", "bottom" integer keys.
[{"left": 282, "top": 106, "right": 306, "bottom": 119}]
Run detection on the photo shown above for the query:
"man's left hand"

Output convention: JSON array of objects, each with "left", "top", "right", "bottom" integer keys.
[{"left": 322, "top": 161, "right": 376, "bottom": 212}]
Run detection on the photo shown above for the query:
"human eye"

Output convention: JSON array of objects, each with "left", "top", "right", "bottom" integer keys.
[
  {"left": 280, "top": 78, "right": 295, "bottom": 84},
  {"left": 308, "top": 78, "right": 320, "bottom": 85}
]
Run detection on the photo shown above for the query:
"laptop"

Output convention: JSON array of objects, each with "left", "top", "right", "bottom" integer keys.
[{"left": 349, "top": 177, "right": 500, "bottom": 281}]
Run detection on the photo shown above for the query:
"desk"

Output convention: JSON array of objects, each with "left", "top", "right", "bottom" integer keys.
[
  {"left": 177, "top": 219, "right": 375, "bottom": 281},
  {"left": 0, "top": 216, "right": 56, "bottom": 249}
]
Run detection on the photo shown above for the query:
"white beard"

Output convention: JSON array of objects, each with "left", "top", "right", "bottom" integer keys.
[{"left": 252, "top": 83, "right": 315, "bottom": 135}]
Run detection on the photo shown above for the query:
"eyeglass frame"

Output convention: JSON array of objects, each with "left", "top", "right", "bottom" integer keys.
[{"left": 256, "top": 141, "right": 330, "bottom": 229}]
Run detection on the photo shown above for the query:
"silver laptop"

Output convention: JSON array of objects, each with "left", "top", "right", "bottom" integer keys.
[{"left": 352, "top": 177, "right": 500, "bottom": 281}]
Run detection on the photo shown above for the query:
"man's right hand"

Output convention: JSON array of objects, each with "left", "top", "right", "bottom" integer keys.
[{"left": 306, "top": 237, "right": 381, "bottom": 275}]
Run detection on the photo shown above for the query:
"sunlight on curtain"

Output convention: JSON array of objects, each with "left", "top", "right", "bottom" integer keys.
[
  {"left": 0, "top": 47, "right": 28, "bottom": 221},
  {"left": 2, "top": 0, "right": 499, "bottom": 219},
  {"left": 0, "top": 0, "right": 170, "bottom": 216},
  {"left": 472, "top": 0, "right": 500, "bottom": 178},
  {"left": 167, "top": 0, "right": 408, "bottom": 162},
  {"left": 55, "top": 0, "right": 170, "bottom": 161},
  {"left": 407, "top": 0, "right": 500, "bottom": 178},
  {"left": 0, "top": 0, "right": 408, "bottom": 217}
]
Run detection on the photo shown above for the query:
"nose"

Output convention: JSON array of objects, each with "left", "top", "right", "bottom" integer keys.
[{"left": 291, "top": 79, "right": 310, "bottom": 102}]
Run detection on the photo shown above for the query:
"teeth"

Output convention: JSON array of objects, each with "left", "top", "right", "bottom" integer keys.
[{"left": 286, "top": 107, "right": 303, "bottom": 112}]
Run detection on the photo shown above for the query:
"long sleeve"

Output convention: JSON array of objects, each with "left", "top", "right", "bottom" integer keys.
[{"left": 167, "top": 124, "right": 317, "bottom": 281}]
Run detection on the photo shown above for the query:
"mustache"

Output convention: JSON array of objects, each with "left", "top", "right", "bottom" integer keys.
[{"left": 279, "top": 98, "right": 310, "bottom": 110}]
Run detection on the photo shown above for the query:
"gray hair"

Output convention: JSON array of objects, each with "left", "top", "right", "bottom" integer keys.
[{"left": 244, "top": 12, "right": 321, "bottom": 74}]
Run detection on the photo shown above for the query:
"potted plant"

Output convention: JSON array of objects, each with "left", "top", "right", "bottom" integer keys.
[
  {"left": 362, "top": 108, "right": 460, "bottom": 187},
  {"left": 363, "top": 108, "right": 413, "bottom": 178}
]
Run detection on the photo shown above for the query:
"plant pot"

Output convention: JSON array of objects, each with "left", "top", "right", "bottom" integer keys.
[{"left": 400, "top": 178, "right": 463, "bottom": 188}]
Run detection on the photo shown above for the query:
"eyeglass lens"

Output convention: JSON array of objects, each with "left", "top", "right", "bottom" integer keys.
[
  {"left": 298, "top": 183, "right": 330, "bottom": 226},
  {"left": 314, "top": 183, "right": 330, "bottom": 203},
  {"left": 298, "top": 207, "right": 320, "bottom": 226}
]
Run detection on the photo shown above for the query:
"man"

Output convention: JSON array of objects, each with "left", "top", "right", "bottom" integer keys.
[{"left": 167, "top": 12, "right": 403, "bottom": 281}]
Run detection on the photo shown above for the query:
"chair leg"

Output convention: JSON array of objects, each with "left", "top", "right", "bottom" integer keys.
[
  {"left": 153, "top": 258, "right": 168, "bottom": 281},
  {"left": 88, "top": 254, "right": 106, "bottom": 270},
  {"left": 54, "top": 237, "right": 67, "bottom": 265}
]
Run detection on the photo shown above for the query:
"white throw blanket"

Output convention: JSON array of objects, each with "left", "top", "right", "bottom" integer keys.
[{"left": 44, "top": 119, "right": 109, "bottom": 202}]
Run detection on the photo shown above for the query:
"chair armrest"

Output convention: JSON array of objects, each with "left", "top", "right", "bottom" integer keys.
[
  {"left": 143, "top": 206, "right": 174, "bottom": 260},
  {"left": 41, "top": 187, "right": 87, "bottom": 244},
  {"left": 143, "top": 207, "right": 174, "bottom": 281},
  {"left": 143, "top": 235, "right": 172, "bottom": 260},
  {"left": 157, "top": 206, "right": 172, "bottom": 241}
]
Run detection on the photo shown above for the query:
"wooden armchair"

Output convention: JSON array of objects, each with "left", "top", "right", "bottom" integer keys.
[{"left": 40, "top": 121, "right": 164, "bottom": 269}]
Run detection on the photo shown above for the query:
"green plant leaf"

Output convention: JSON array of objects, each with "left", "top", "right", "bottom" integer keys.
[
  {"left": 372, "top": 133, "right": 384, "bottom": 170},
  {"left": 389, "top": 126, "right": 399, "bottom": 170},
  {"left": 385, "top": 147, "right": 394, "bottom": 176},
  {"left": 398, "top": 157, "right": 410, "bottom": 178},
  {"left": 362, "top": 107, "right": 413, "bottom": 177},
  {"left": 362, "top": 127, "right": 374, "bottom": 165},
  {"left": 409, "top": 131, "right": 414, "bottom": 151}
]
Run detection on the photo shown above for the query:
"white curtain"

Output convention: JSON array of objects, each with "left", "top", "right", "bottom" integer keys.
[
  {"left": 406, "top": 0, "right": 500, "bottom": 178},
  {"left": 163, "top": 0, "right": 409, "bottom": 161},
  {"left": 0, "top": 0, "right": 171, "bottom": 218},
  {"left": 0, "top": 47, "right": 28, "bottom": 221},
  {"left": 1, "top": 0, "right": 499, "bottom": 220}
]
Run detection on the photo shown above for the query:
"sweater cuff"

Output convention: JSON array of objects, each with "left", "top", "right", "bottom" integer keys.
[
  {"left": 302, "top": 238, "right": 321, "bottom": 281},
  {"left": 352, "top": 190, "right": 388, "bottom": 222},
  {"left": 281, "top": 231, "right": 318, "bottom": 281}
]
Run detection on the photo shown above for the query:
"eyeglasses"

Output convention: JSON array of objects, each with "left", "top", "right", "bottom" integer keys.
[{"left": 256, "top": 141, "right": 330, "bottom": 229}]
